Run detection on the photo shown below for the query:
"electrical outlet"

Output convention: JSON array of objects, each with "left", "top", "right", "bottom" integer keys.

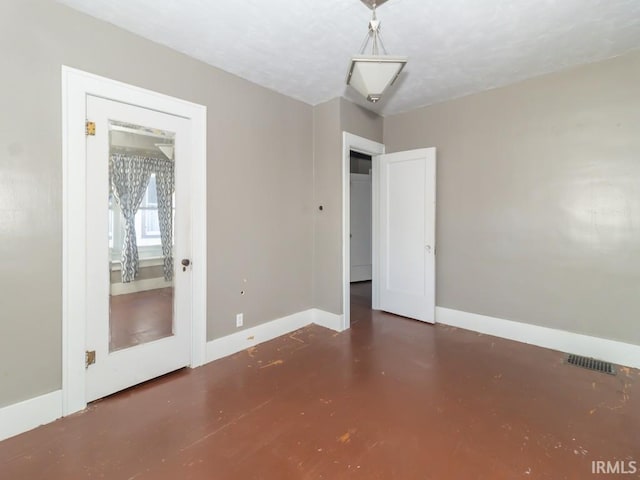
[{"left": 236, "top": 313, "right": 243, "bottom": 328}]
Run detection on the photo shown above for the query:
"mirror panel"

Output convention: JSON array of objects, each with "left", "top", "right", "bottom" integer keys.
[{"left": 108, "top": 121, "right": 176, "bottom": 352}]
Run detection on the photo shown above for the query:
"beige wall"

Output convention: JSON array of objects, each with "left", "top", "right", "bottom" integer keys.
[
  {"left": 340, "top": 98, "right": 384, "bottom": 143},
  {"left": 0, "top": 0, "right": 313, "bottom": 407},
  {"left": 384, "top": 50, "right": 640, "bottom": 345},
  {"left": 312, "top": 99, "right": 342, "bottom": 313},
  {"left": 312, "top": 98, "right": 383, "bottom": 314}
]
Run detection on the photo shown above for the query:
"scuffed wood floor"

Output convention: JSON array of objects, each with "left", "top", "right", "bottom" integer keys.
[{"left": 1, "top": 282, "right": 638, "bottom": 479}]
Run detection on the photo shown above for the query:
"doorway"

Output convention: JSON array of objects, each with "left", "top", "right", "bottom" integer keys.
[
  {"left": 341, "top": 133, "right": 384, "bottom": 329},
  {"left": 349, "top": 150, "right": 373, "bottom": 313},
  {"left": 61, "top": 67, "right": 207, "bottom": 415},
  {"left": 342, "top": 133, "right": 436, "bottom": 329}
]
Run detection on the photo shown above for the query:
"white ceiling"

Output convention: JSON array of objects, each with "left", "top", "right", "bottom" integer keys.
[{"left": 58, "top": 0, "right": 640, "bottom": 116}]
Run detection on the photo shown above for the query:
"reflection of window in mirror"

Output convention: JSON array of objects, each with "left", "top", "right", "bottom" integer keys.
[
  {"left": 140, "top": 175, "right": 160, "bottom": 240},
  {"left": 108, "top": 120, "right": 176, "bottom": 273},
  {"left": 108, "top": 178, "right": 175, "bottom": 262}
]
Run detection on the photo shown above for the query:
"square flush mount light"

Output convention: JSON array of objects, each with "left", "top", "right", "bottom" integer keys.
[{"left": 346, "top": 1, "right": 407, "bottom": 103}]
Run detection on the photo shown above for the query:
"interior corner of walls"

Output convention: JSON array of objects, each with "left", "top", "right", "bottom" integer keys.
[
  {"left": 435, "top": 307, "right": 640, "bottom": 370},
  {"left": 311, "top": 308, "right": 345, "bottom": 332},
  {"left": 204, "top": 308, "right": 348, "bottom": 366},
  {"left": 339, "top": 100, "right": 384, "bottom": 144},
  {"left": 205, "top": 309, "right": 315, "bottom": 364},
  {"left": 0, "top": 390, "right": 63, "bottom": 442}
]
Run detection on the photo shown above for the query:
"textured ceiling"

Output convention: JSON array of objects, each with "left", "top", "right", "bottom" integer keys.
[{"left": 57, "top": 0, "right": 640, "bottom": 116}]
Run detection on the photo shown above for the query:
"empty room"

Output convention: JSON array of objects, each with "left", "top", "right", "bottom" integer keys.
[{"left": 1, "top": 0, "right": 639, "bottom": 478}]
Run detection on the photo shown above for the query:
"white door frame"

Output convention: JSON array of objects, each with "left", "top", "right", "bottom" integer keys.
[
  {"left": 61, "top": 66, "right": 207, "bottom": 415},
  {"left": 342, "top": 132, "right": 384, "bottom": 330}
]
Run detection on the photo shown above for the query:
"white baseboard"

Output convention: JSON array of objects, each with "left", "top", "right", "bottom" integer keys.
[
  {"left": 110, "top": 277, "right": 172, "bottom": 296},
  {"left": 0, "top": 390, "right": 62, "bottom": 442},
  {"left": 311, "top": 308, "right": 345, "bottom": 332},
  {"left": 436, "top": 307, "right": 640, "bottom": 370},
  {"left": 205, "top": 308, "right": 344, "bottom": 364}
]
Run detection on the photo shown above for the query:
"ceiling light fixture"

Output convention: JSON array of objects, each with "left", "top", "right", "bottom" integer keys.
[{"left": 346, "top": 0, "right": 408, "bottom": 103}]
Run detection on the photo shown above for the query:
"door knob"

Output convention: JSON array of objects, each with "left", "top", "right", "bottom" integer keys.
[
  {"left": 425, "top": 245, "right": 432, "bottom": 253},
  {"left": 181, "top": 259, "right": 191, "bottom": 271}
]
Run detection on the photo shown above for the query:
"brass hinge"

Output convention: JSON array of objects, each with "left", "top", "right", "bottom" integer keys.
[
  {"left": 85, "top": 120, "right": 96, "bottom": 136},
  {"left": 85, "top": 350, "right": 96, "bottom": 368}
]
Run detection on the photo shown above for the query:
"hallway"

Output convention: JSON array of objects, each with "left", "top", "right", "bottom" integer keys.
[{"left": 0, "top": 285, "right": 637, "bottom": 479}]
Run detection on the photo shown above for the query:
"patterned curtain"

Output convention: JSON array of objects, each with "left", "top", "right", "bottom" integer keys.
[
  {"left": 154, "top": 158, "right": 175, "bottom": 281},
  {"left": 109, "top": 154, "right": 154, "bottom": 283}
]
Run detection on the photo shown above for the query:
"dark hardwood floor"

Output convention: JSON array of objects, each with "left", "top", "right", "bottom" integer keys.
[{"left": 1, "top": 282, "right": 637, "bottom": 479}]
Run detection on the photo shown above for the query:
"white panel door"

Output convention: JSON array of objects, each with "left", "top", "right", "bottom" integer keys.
[
  {"left": 376, "top": 148, "right": 436, "bottom": 323},
  {"left": 85, "top": 95, "right": 192, "bottom": 402},
  {"left": 350, "top": 173, "right": 372, "bottom": 282}
]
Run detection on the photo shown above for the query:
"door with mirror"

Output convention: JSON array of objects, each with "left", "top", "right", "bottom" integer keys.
[{"left": 85, "top": 95, "right": 192, "bottom": 402}]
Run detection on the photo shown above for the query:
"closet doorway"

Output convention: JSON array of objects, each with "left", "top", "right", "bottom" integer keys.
[
  {"left": 349, "top": 150, "right": 373, "bottom": 308},
  {"left": 62, "top": 67, "right": 207, "bottom": 414}
]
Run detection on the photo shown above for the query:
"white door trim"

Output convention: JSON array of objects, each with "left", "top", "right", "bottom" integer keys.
[
  {"left": 61, "top": 66, "right": 207, "bottom": 415},
  {"left": 342, "top": 132, "right": 384, "bottom": 330}
]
